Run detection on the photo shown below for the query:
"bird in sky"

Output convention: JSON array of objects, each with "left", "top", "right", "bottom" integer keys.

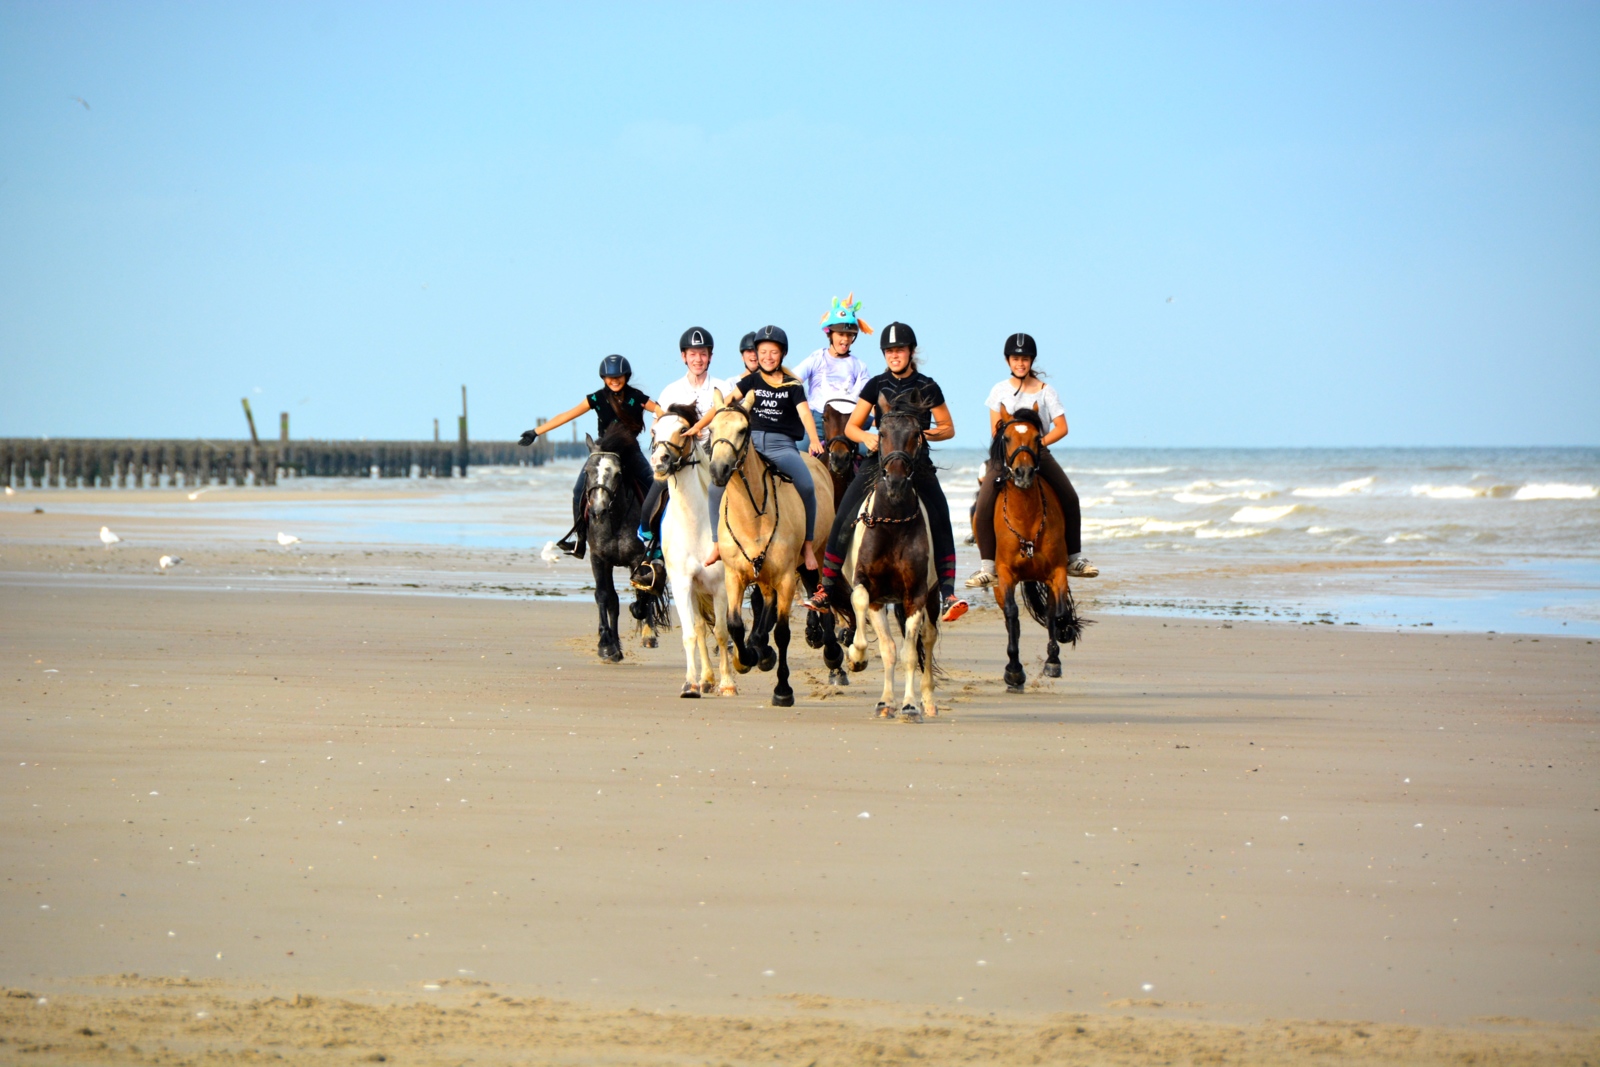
[
  {"left": 277, "top": 532, "right": 301, "bottom": 547},
  {"left": 71, "top": 96, "right": 90, "bottom": 110},
  {"left": 158, "top": 555, "right": 183, "bottom": 571},
  {"left": 1165, "top": 296, "right": 1174, "bottom": 303},
  {"left": 99, "top": 526, "right": 121, "bottom": 547}
]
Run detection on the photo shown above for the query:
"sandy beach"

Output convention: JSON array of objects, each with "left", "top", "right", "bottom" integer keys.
[{"left": 2, "top": 521, "right": 1597, "bottom": 1063}]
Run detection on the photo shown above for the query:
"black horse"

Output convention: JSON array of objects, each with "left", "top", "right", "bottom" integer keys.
[{"left": 582, "top": 425, "right": 669, "bottom": 662}]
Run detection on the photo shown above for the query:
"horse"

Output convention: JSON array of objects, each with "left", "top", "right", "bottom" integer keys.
[
  {"left": 707, "top": 393, "right": 841, "bottom": 707},
  {"left": 822, "top": 401, "right": 860, "bottom": 510},
  {"left": 581, "top": 424, "right": 669, "bottom": 663},
  {"left": 648, "top": 405, "right": 737, "bottom": 697},
  {"left": 840, "top": 393, "right": 940, "bottom": 722},
  {"left": 987, "top": 407, "right": 1087, "bottom": 691}
]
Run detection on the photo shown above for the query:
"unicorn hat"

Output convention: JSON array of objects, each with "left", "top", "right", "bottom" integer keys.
[{"left": 819, "top": 292, "right": 873, "bottom": 335}]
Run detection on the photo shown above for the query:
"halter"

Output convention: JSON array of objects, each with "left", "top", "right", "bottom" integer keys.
[
  {"left": 996, "top": 416, "right": 1047, "bottom": 558},
  {"left": 652, "top": 430, "right": 700, "bottom": 475},
  {"left": 863, "top": 410, "right": 926, "bottom": 526},
  {"left": 709, "top": 407, "right": 781, "bottom": 573}
]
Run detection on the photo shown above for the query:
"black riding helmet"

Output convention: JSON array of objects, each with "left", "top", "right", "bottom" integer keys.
[
  {"left": 738, "top": 331, "right": 757, "bottom": 354},
  {"left": 1003, "top": 332, "right": 1038, "bottom": 360},
  {"left": 598, "top": 354, "right": 632, "bottom": 379},
  {"left": 880, "top": 321, "right": 917, "bottom": 350},
  {"left": 753, "top": 325, "right": 788, "bottom": 356},
  {"left": 679, "top": 327, "right": 713, "bottom": 352}
]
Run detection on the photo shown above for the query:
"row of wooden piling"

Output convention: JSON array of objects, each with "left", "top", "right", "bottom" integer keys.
[{"left": 0, "top": 436, "right": 589, "bottom": 488}]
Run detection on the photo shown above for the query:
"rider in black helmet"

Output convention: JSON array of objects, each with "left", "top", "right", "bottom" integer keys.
[
  {"left": 806, "top": 322, "right": 968, "bottom": 623},
  {"left": 518, "top": 355, "right": 661, "bottom": 559}
]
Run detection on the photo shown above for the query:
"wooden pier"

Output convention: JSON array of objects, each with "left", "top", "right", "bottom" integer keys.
[{"left": 0, "top": 436, "right": 589, "bottom": 489}]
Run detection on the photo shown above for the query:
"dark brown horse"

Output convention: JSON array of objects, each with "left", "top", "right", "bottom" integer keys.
[
  {"left": 988, "top": 409, "right": 1087, "bottom": 692},
  {"left": 821, "top": 403, "right": 858, "bottom": 510},
  {"left": 841, "top": 393, "right": 940, "bottom": 721}
]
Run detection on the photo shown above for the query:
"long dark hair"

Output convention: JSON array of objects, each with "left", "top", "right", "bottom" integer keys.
[
  {"left": 603, "top": 386, "right": 644, "bottom": 436},
  {"left": 989, "top": 406, "right": 1045, "bottom": 467}
]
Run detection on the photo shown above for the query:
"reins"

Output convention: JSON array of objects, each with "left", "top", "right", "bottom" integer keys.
[
  {"left": 710, "top": 409, "right": 781, "bottom": 573},
  {"left": 862, "top": 412, "right": 926, "bottom": 528},
  {"left": 997, "top": 417, "right": 1047, "bottom": 559}
]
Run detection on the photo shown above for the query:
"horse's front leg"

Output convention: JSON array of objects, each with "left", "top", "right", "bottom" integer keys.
[
  {"left": 724, "top": 568, "right": 755, "bottom": 674},
  {"left": 899, "top": 605, "right": 925, "bottom": 721},
  {"left": 1001, "top": 579, "right": 1025, "bottom": 692},
  {"left": 770, "top": 573, "right": 796, "bottom": 707},
  {"left": 918, "top": 590, "right": 940, "bottom": 718},
  {"left": 1042, "top": 566, "right": 1068, "bottom": 678},
  {"left": 711, "top": 577, "right": 737, "bottom": 695},
  {"left": 669, "top": 572, "right": 701, "bottom": 697},
  {"left": 750, "top": 581, "right": 778, "bottom": 673},
  {"left": 867, "top": 603, "right": 897, "bottom": 717},
  {"left": 594, "top": 560, "right": 622, "bottom": 663},
  {"left": 846, "top": 584, "right": 872, "bottom": 674}
]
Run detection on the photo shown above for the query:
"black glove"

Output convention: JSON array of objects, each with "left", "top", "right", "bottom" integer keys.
[{"left": 518, "top": 428, "right": 539, "bottom": 447}]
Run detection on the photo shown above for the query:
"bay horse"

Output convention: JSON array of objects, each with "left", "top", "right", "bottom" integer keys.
[
  {"left": 841, "top": 393, "right": 940, "bottom": 721},
  {"left": 582, "top": 424, "right": 669, "bottom": 663},
  {"left": 988, "top": 407, "right": 1087, "bottom": 691},
  {"left": 707, "top": 392, "right": 839, "bottom": 707},
  {"left": 648, "top": 405, "right": 737, "bottom": 697},
  {"left": 821, "top": 401, "right": 859, "bottom": 509}
]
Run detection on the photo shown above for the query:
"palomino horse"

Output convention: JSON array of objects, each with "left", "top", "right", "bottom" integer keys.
[
  {"left": 821, "top": 401, "right": 860, "bottom": 510},
  {"left": 707, "top": 393, "right": 839, "bottom": 707},
  {"left": 987, "top": 408, "right": 1087, "bottom": 691},
  {"left": 842, "top": 394, "right": 940, "bottom": 721},
  {"left": 582, "top": 425, "right": 669, "bottom": 663},
  {"left": 648, "top": 405, "right": 737, "bottom": 697}
]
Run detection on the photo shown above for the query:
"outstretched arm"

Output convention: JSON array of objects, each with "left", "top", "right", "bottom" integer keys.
[
  {"left": 520, "top": 399, "right": 592, "bottom": 445},
  {"left": 687, "top": 388, "right": 741, "bottom": 437}
]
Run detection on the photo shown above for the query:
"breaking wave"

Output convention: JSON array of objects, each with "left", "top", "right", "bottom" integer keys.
[
  {"left": 1291, "top": 477, "right": 1374, "bottom": 499},
  {"left": 1514, "top": 483, "right": 1598, "bottom": 501},
  {"left": 1230, "top": 504, "right": 1299, "bottom": 524}
]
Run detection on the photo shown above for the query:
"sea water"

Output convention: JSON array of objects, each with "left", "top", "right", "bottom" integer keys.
[{"left": 9, "top": 447, "right": 1597, "bottom": 636}]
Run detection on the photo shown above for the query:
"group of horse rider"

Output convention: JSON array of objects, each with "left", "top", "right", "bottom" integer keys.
[{"left": 517, "top": 294, "right": 1099, "bottom": 626}]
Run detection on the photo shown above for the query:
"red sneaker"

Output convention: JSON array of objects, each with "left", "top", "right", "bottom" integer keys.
[{"left": 805, "top": 585, "right": 833, "bottom": 613}]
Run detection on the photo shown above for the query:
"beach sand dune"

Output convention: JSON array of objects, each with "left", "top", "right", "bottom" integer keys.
[{"left": 2, "top": 580, "right": 1596, "bottom": 1063}]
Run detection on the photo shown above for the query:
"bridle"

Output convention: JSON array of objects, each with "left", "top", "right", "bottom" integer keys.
[
  {"left": 997, "top": 416, "right": 1046, "bottom": 559},
  {"left": 652, "top": 427, "right": 700, "bottom": 476},
  {"left": 585, "top": 453, "right": 621, "bottom": 515},
  {"left": 709, "top": 407, "right": 781, "bottom": 572},
  {"left": 862, "top": 411, "right": 925, "bottom": 527}
]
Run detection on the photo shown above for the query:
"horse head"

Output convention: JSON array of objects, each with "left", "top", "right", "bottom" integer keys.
[
  {"left": 650, "top": 403, "right": 702, "bottom": 480},
  {"left": 707, "top": 390, "right": 753, "bottom": 489},
  {"left": 823, "top": 401, "right": 857, "bottom": 481},
  {"left": 876, "top": 393, "right": 928, "bottom": 506},
  {"left": 995, "top": 405, "right": 1044, "bottom": 490},
  {"left": 585, "top": 449, "right": 623, "bottom": 514}
]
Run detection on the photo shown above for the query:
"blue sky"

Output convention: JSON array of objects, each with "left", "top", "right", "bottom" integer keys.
[{"left": 1, "top": 1, "right": 1596, "bottom": 446}]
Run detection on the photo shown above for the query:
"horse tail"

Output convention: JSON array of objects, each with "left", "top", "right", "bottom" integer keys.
[
  {"left": 693, "top": 586, "right": 716, "bottom": 631},
  {"left": 1021, "top": 581, "right": 1054, "bottom": 629},
  {"left": 1055, "top": 587, "right": 1092, "bottom": 646}
]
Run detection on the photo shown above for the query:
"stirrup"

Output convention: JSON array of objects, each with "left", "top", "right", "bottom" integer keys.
[{"left": 630, "top": 559, "right": 666, "bottom": 594}]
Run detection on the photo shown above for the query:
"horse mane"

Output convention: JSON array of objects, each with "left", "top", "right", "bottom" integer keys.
[
  {"left": 596, "top": 421, "right": 643, "bottom": 460},
  {"left": 988, "top": 406, "right": 1044, "bottom": 466},
  {"left": 664, "top": 402, "right": 701, "bottom": 426}
]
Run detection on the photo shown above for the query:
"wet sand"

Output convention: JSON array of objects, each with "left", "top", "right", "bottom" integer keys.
[{"left": 2, "top": 535, "right": 1598, "bottom": 1063}]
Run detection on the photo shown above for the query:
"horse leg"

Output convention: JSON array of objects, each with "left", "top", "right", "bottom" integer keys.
[
  {"left": 670, "top": 573, "right": 700, "bottom": 697},
  {"left": 711, "top": 580, "right": 737, "bottom": 695},
  {"left": 1043, "top": 567, "right": 1068, "bottom": 678},
  {"left": 1002, "top": 580, "right": 1026, "bottom": 692},
  {"left": 846, "top": 584, "right": 872, "bottom": 674},
  {"left": 594, "top": 562, "right": 623, "bottom": 663},
  {"left": 899, "top": 607, "right": 924, "bottom": 722},
  {"left": 724, "top": 571, "right": 755, "bottom": 675},
  {"left": 867, "top": 604, "right": 897, "bottom": 717},
  {"left": 919, "top": 592, "right": 940, "bottom": 718},
  {"left": 752, "top": 584, "right": 778, "bottom": 673}
]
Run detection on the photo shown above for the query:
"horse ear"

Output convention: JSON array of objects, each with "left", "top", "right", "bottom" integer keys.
[
  {"left": 712, "top": 389, "right": 725, "bottom": 409},
  {"left": 740, "top": 392, "right": 756, "bottom": 412},
  {"left": 585, "top": 433, "right": 598, "bottom": 452},
  {"left": 877, "top": 395, "right": 891, "bottom": 417},
  {"left": 1030, "top": 401, "right": 1040, "bottom": 413}
]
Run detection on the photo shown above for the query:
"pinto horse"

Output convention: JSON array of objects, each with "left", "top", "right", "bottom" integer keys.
[
  {"left": 841, "top": 393, "right": 940, "bottom": 721},
  {"left": 582, "top": 425, "right": 669, "bottom": 663},
  {"left": 648, "top": 405, "right": 737, "bottom": 697},
  {"left": 707, "top": 393, "right": 839, "bottom": 707},
  {"left": 987, "top": 408, "right": 1087, "bottom": 691}
]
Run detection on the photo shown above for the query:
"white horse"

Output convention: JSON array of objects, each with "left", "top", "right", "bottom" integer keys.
[{"left": 649, "top": 408, "right": 737, "bottom": 697}]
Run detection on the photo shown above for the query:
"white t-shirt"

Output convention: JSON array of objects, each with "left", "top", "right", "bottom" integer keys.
[
  {"left": 985, "top": 380, "right": 1065, "bottom": 426},
  {"left": 655, "top": 375, "right": 731, "bottom": 438},
  {"left": 792, "top": 347, "right": 870, "bottom": 414}
]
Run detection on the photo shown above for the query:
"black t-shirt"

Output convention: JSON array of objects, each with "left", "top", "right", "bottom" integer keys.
[
  {"left": 735, "top": 371, "right": 808, "bottom": 440},
  {"left": 586, "top": 384, "right": 651, "bottom": 436},
  {"left": 858, "top": 370, "right": 945, "bottom": 430}
]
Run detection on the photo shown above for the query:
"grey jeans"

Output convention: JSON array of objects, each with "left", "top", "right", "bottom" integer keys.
[{"left": 709, "top": 430, "right": 818, "bottom": 542}]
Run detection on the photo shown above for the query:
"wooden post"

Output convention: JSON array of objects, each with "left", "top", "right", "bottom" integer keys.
[
  {"left": 433, "top": 418, "right": 440, "bottom": 443},
  {"left": 241, "top": 399, "right": 261, "bottom": 446},
  {"left": 279, "top": 412, "right": 289, "bottom": 444},
  {"left": 457, "top": 385, "right": 469, "bottom": 477}
]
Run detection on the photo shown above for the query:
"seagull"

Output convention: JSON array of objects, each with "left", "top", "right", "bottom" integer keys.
[
  {"left": 158, "top": 555, "right": 183, "bottom": 572},
  {"left": 540, "top": 541, "right": 562, "bottom": 565},
  {"left": 277, "top": 532, "right": 300, "bottom": 547},
  {"left": 72, "top": 96, "right": 90, "bottom": 111},
  {"left": 100, "top": 526, "right": 121, "bottom": 548},
  {"left": 1165, "top": 296, "right": 1174, "bottom": 303}
]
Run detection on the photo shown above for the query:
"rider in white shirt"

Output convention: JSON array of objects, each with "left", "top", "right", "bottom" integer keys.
[
  {"left": 639, "top": 327, "right": 728, "bottom": 559},
  {"left": 793, "top": 294, "right": 873, "bottom": 444}
]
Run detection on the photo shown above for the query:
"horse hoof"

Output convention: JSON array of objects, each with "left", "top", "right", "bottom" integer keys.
[
  {"left": 829, "top": 669, "right": 850, "bottom": 687},
  {"left": 719, "top": 684, "right": 738, "bottom": 697},
  {"left": 772, "top": 690, "right": 794, "bottom": 708},
  {"left": 900, "top": 705, "right": 924, "bottom": 724},
  {"left": 680, "top": 683, "right": 700, "bottom": 698},
  {"left": 601, "top": 648, "right": 624, "bottom": 663},
  {"left": 758, "top": 648, "right": 777, "bottom": 672},
  {"left": 1042, "top": 662, "right": 1061, "bottom": 678},
  {"left": 875, "top": 702, "right": 894, "bottom": 718},
  {"left": 848, "top": 659, "right": 867, "bottom": 673},
  {"left": 643, "top": 636, "right": 658, "bottom": 649}
]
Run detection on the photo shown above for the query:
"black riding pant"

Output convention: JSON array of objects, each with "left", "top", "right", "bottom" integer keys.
[
  {"left": 822, "top": 454, "right": 956, "bottom": 595},
  {"left": 972, "top": 448, "right": 1082, "bottom": 559}
]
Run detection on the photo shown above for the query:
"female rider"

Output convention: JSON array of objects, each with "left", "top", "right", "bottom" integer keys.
[
  {"left": 806, "top": 322, "right": 968, "bottom": 623},
  {"left": 965, "top": 332, "right": 1097, "bottom": 588},
  {"left": 687, "top": 325, "right": 825, "bottom": 572},
  {"left": 519, "top": 354, "right": 660, "bottom": 560}
]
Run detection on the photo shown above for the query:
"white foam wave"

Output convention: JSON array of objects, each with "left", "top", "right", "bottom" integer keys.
[
  {"left": 1064, "top": 467, "right": 1174, "bottom": 476},
  {"left": 1103, "top": 478, "right": 1134, "bottom": 489},
  {"left": 1230, "top": 504, "right": 1299, "bottom": 524},
  {"left": 1305, "top": 526, "right": 1344, "bottom": 536},
  {"left": 1196, "top": 526, "right": 1269, "bottom": 539},
  {"left": 1112, "top": 489, "right": 1162, "bottom": 498},
  {"left": 1173, "top": 488, "right": 1276, "bottom": 504},
  {"left": 1290, "top": 477, "right": 1374, "bottom": 499},
  {"left": 1411, "top": 484, "right": 1484, "bottom": 500},
  {"left": 1142, "top": 519, "right": 1209, "bottom": 533},
  {"left": 1514, "top": 483, "right": 1598, "bottom": 501},
  {"left": 1079, "top": 496, "right": 1115, "bottom": 508},
  {"left": 1385, "top": 532, "right": 1432, "bottom": 543}
]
